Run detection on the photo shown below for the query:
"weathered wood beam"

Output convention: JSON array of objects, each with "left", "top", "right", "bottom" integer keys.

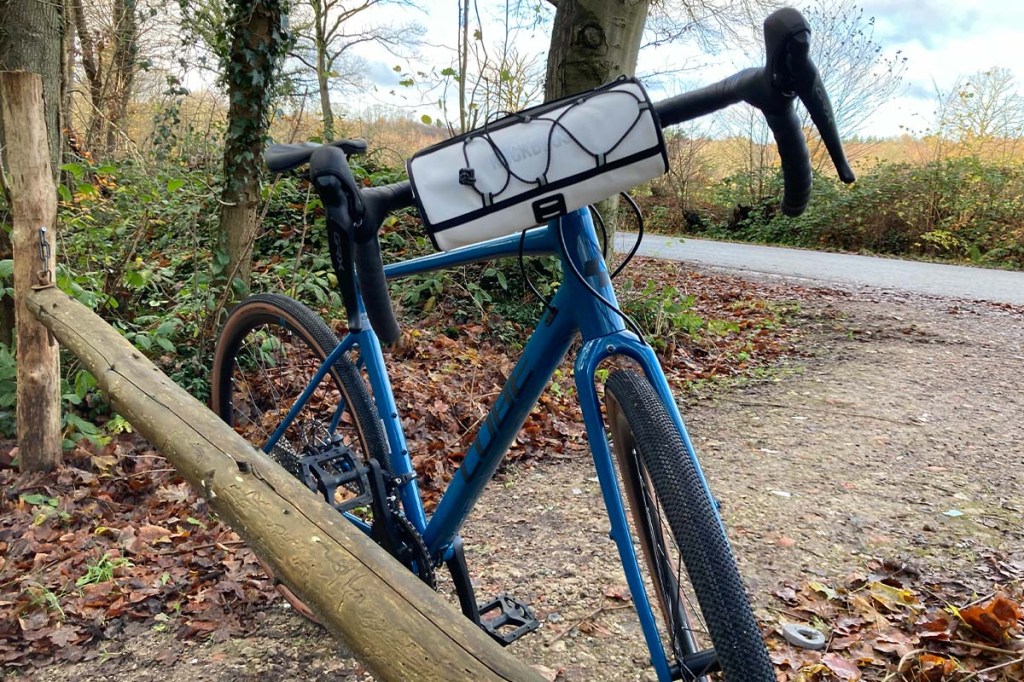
[
  {"left": 1, "top": 71, "right": 62, "bottom": 472},
  {"left": 26, "top": 286, "right": 543, "bottom": 682}
]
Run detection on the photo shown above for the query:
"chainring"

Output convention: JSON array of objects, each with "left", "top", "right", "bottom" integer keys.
[
  {"left": 391, "top": 511, "right": 437, "bottom": 590},
  {"left": 297, "top": 436, "right": 436, "bottom": 589}
]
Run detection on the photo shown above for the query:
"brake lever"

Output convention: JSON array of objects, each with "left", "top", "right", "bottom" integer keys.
[
  {"left": 310, "top": 145, "right": 363, "bottom": 333},
  {"left": 787, "top": 38, "right": 855, "bottom": 183},
  {"left": 764, "top": 7, "right": 855, "bottom": 184}
]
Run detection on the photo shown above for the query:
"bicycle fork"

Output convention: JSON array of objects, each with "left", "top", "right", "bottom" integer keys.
[{"left": 575, "top": 333, "right": 722, "bottom": 682}]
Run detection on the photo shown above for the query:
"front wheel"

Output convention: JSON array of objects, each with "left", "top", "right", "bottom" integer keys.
[{"left": 605, "top": 369, "right": 773, "bottom": 681}]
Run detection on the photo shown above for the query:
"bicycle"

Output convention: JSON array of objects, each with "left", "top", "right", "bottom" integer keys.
[{"left": 211, "top": 8, "right": 853, "bottom": 681}]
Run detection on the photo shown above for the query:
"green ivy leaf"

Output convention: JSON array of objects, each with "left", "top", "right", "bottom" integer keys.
[
  {"left": 20, "top": 493, "right": 59, "bottom": 507},
  {"left": 62, "top": 163, "right": 85, "bottom": 181}
]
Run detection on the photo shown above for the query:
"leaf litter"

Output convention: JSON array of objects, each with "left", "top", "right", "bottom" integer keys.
[{"left": 766, "top": 559, "right": 1023, "bottom": 681}]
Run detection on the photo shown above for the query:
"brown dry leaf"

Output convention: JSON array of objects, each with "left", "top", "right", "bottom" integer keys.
[
  {"left": 917, "top": 609, "right": 955, "bottom": 641},
  {"left": 775, "top": 585, "right": 800, "bottom": 605},
  {"left": 821, "top": 652, "right": 862, "bottom": 681},
  {"left": 960, "top": 593, "right": 1021, "bottom": 641},
  {"left": 136, "top": 524, "right": 172, "bottom": 544},
  {"left": 850, "top": 594, "right": 888, "bottom": 628},
  {"left": 871, "top": 627, "right": 917, "bottom": 657},
  {"left": 47, "top": 625, "right": 82, "bottom": 647},
  {"left": 795, "top": 663, "right": 834, "bottom": 681},
  {"left": 908, "top": 653, "right": 956, "bottom": 682},
  {"left": 603, "top": 584, "right": 631, "bottom": 602}
]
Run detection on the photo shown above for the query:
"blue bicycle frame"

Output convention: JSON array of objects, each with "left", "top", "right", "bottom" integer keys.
[{"left": 267, "top": 206, "right": 723, "bottom": 681}]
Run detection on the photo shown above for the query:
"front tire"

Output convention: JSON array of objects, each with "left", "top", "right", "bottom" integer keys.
[{"left": 605, "top": 369, "right": 773, "bottom": 681}]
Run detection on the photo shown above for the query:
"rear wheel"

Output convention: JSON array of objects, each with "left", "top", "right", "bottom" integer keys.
[
  {"left": 211, "top": 293, "right": 400, "bottom": 617},
  {"left": 605, "top": 369, "right": 773, "bottom": 681},
  {"left": 211, "top": 293, "right": 387, "bottom": 474}
]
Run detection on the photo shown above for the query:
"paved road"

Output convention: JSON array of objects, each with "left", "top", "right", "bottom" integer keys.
[{"left": 616, "top": 233, "right": 1024, "bottom": 306}]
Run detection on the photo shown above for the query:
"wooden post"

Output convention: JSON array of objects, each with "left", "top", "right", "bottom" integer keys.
[
  {"left": 25, "top": 286, "right": 545, "bottom": 682},
  {"left": 0, "top": 71, "right": 62, "bottom": 472}
]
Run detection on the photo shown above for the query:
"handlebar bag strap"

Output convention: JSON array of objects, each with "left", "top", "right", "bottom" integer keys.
[{"left": 407, "top": 77, "right": 669, "bottom": 251}]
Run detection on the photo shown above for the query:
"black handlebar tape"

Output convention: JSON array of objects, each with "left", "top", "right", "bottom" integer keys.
[
  {"left": 353, "top": 182, "right": 414, "bottom": 346},
  {"left": 266, "top": 139, "right": 370, "bottom": 174},
  {"left": 764, "top": 109, "right": 812, "bottom": 216},
  {"left": 266, "top": 142, "right": 321, "bottom": 173},
  {"left": 730, "top": 69, "right": 814, "bottom": 216},
  {"left": 652, "top": 78, "right": 742, "bottom": 128},
  {"left": 764, "top": 8, "right": 855, "bottom": 184},
  {"left": 354, "top": 237, "right": 400, "bottom": 345}
]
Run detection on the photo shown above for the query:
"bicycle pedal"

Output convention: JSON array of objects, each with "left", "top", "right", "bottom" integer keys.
[{"left": 477, "top": 593, "right": 540, "bottom": 646}]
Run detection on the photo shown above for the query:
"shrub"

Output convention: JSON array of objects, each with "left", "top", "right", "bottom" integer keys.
[{"left": 666, "top": 156, "right": 1024, "bottom": 269}]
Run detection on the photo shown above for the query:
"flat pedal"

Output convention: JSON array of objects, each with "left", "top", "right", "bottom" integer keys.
[{"left": 477, "top": 593, "right": 540, "bottom": 646}]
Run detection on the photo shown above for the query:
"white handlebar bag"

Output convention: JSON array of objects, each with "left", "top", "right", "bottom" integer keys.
[{"left": 407, "top": 77, "right": 669, "bottom": 251}]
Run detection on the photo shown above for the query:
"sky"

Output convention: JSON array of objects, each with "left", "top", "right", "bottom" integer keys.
[{"left": 353, "top": 1, "right": 1024, "bottom": 139}]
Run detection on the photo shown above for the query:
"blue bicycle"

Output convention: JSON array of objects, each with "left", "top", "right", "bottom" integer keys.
[{"left": 211, "top": 9, "right": 853, "bottom": 680}]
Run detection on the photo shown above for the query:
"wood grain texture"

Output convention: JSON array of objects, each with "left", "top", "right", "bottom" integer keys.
[
  {"left": 26, "top": 286, "right": 544, "bottom": 682},
  {"left": 1, "top": 71, "right": 62, "bottom": 472}
]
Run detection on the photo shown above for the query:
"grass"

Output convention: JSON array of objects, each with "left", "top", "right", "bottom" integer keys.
[{"left": 76, "top": 553, "right": 134, "bottom": 589}]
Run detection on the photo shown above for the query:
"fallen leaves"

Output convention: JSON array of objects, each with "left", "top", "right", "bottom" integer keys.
[
  {"left": 0, "top": 438, "right": 279, "bottom": 666},
  {"left": 960, "top": 594, "right": 1021, "bottom": 642},
  {"left": 767, "top": 560, "right": 1024, "bottom": 682}
]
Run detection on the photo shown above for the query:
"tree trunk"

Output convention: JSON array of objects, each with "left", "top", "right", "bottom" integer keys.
[
  {"left": 317, "top": 49, "right": 334, "bottom": 139},
  {"left": 0, "top": 0, "right": 65, "bottom": 347},
  {"left": 105, "top": 0, "right": 139, "bottom": 156},
  {"left": 0, "top": 72, "right": 62, "bottom": 472},
  {"left": 544, "top": 0, "right": 650, "bottom": 240},
  {"left": 69, "top": 0, "right": 106, "bottom": 155},
  {"left": 544, "top": 0, "right": 649, "bottom": 101},
  {"left": 219, "top": 0, "right": 287, "bottom": 291}
]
